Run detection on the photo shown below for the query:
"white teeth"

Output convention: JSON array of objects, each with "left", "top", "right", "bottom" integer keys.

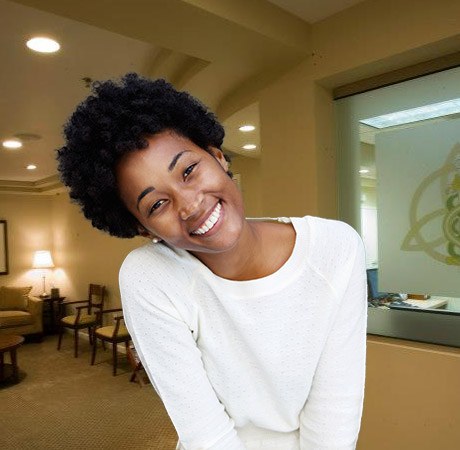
[{"left": 192, "top": 202, "right": 221, "bottom": 235}]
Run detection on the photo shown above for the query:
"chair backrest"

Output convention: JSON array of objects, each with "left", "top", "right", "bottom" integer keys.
[
  {"left": 366, "top": 268, "right": 389, "bottom": 300},
  {"left": 88, "top": 284, "right": 105, "bottom": 313}
]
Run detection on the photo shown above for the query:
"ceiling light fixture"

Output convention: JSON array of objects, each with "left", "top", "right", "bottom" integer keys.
[
  {"left": 242, "top": 144, "right": 257, "bottom": 150},
  {"left": 239, "top": 125, "right": 255, "bottom": 132},
  {"left": 360, "top": 98, "right": 460, "bottom": 129},
  {"left": 26, "top": 37, "right": 60, "bottom": 53},
  {"left": 359, "top": 168, "right": 370, "bottom": 174},
  {"left": 26, "top": 164, "right": 37, "bottom": 170},
  {"left": 2, "top": 139, "right": 22, "bottom": 149}
]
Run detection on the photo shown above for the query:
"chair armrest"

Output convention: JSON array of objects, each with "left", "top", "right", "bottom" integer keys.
[
  {"left": 101, "top": 308, "right": 123, "bottom": 314},
  {"left": 27, "top": 296, "right": 44, "bottom": 317},
  {"left": 61, "top": 300, "right": 89, "bottom": 306},
  {"left": 59, "top": 299, "right": 89, "bottom": 316},
  {"left": 96, "top": 308, "right": 123, "bottom": 332},
  {"left": 75, "top": 305, "right": 90, "bottom": 311}
]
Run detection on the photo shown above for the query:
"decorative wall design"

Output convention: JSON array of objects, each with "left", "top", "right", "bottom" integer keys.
[
  {"left": 377, "top": 117, "right": 460, "bottom": 296},
  {"left": 401, "top": 144, "right": 460, "bottom": 266}
]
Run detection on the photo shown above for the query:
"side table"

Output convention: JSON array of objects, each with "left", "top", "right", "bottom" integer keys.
[
  {"left": 0, "top": 334, "right": 25, "bottom": 384},
  {"left": 41, "top": 296, "right": 66, "bottom": 335}
]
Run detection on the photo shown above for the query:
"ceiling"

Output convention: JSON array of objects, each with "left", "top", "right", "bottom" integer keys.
[
  {"left": 267, "top": 0, "right": 365, "bottom": 23},
  {"left": 0, "top": 0, "right": 366, "bottom": 194}
]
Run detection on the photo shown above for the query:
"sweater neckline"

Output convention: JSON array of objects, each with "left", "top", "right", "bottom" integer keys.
[{"left": 190, "top": 216, "right": 308, "bottom": 298}]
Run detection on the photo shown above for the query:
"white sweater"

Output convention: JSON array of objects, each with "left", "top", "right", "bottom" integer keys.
[{"left": 119, "top": 216, "right": 367, "bottom": 450}]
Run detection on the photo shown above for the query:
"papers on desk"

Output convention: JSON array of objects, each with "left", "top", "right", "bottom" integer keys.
[{"left": 391, "top": 298, "right": 448, "bottom": 309}]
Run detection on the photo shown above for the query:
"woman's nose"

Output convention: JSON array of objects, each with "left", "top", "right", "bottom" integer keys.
[{"left": 178, "top": 191, "right": 203, "bottom": 220}]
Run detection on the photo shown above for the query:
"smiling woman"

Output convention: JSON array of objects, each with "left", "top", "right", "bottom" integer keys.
[{"left": 57, "top": 73, "right": 367, "bottom": 450}]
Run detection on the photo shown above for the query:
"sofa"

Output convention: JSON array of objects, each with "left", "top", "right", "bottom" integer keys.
[{"left": 0, "top": 286, "right": 43, "bottom": 336}]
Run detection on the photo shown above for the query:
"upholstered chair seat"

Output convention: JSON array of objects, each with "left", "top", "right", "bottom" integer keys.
[
  {"left": 95, "top": 324, "right": 129, "bottom": 339},
  {"left": 0, "top": 310, "right": 34, "bottom": 328},
  {"left": 61, "top": 313, "right": 96, "bottom": 326}
]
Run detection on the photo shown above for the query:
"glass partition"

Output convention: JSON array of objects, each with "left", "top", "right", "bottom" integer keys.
[{"left": 336, "top": 67, "right": 460, "bottom": 347}]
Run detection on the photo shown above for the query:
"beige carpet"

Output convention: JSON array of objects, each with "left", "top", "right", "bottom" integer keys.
[{"left": 0, "top": 335, "right": 177, "bottom": 449}]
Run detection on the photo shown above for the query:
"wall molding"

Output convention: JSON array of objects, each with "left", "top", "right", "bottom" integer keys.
[
  {"left": 334, "top": 51, "right": 460, "bottom": 100},
  {"left": 0, "top": 174, "right": 64, "bottom": 194}
]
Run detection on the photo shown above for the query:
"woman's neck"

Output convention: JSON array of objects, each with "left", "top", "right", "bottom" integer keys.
[{"left": 191, "top": 220, "right": 295, "bottom": 281}]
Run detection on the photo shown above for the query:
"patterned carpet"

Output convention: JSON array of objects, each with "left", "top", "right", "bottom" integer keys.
[{"left": 0, "top": 335, "right": 178, "bottom": 449}]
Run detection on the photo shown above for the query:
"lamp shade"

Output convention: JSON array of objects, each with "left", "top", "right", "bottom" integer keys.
[{"left": 32, "top": 250, "right": 54, "bottom": 269}]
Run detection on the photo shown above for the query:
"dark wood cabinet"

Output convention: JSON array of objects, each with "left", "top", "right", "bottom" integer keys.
[{"left": 42, "top": 296, "right": 66, "bottom": 335}]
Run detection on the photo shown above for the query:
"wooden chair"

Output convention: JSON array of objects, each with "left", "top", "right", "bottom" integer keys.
[
  {"left": 57, "top": 284, "right": 105, "bottom": 357},
  {"left": 91, "top": 308, "right": 131, "bottom": 376},
  {"left": 127, "top": 343, "right": 150, "bottom": 387}
]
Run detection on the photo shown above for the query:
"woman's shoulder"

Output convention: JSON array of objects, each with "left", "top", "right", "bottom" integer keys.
[
  {"left": 249, "top": 215, "right": 357, "bottom": 235},
  {"left": 295, "top": 215, "right": 363, "bottom": 263},
  {"left": 119, "top": 241, "right": 195, "bottom": 285},
  {"left": 300, "top": 215, "right": 360, "bottom": 239}
]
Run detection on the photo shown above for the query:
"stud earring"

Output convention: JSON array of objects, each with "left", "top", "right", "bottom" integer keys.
[{"left": 152, "top": 237, "right": 161, "bottom": 244}]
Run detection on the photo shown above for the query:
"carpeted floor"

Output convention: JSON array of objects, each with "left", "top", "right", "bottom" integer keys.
[{"left": 0, "top": 335, "right": 178, "bottom": 449}]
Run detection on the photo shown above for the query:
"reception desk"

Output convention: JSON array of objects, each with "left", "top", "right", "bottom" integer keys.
[{"left": 367, "top": 296, "right": 460, "bottom": 347}]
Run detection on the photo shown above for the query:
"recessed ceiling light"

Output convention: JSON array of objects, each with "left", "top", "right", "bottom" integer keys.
[
  {"left": 26, "top": 37, "right": 60, "bottom": 53},
  {"left": 239, "top": 125, "right": 255, "bottom": 132},
  {"left": 26, "top": 164, "right": 37, "bottom": 170},
  {"left": 360, "top": 98, "right": 460, "bottom": 129},
  {"left": 2, "top": 139, "right": 22, "bottom": 149},
  {"left": 242, "top": 144, "right": 257, "bottom": 150},
  {"left": 359, "top": 168, "right": 370, "bottom": 174}
]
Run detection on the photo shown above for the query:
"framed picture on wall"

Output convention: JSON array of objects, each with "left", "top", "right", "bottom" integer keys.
[{"left": 0, "top": 220, "right": 8, "bottom": 275}]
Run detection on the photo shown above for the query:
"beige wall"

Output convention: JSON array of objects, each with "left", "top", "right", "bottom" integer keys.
[
  {"left": 360, "top": 336, "right": 460, "bottom": 449},
  {"left": 258, "top": 60, "right": 317, "bottom": 217},
  {"left": 0, "top": 193, "right": 53, "bottom": 295},
  {"left": 230, "top": 155, "right": 263, "bottom": 217},
  {"left": 312, "top": 0, "right": 460, "bottom": 86}
]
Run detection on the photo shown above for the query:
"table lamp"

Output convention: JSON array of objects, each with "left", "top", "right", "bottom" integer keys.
[{"left": 32, "top": 250, "right": 54, "bottom": 297}]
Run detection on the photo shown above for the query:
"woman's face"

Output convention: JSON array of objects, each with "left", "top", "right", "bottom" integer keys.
[{"left": 116, "top": 131, "right": 246, "bottom": 256}]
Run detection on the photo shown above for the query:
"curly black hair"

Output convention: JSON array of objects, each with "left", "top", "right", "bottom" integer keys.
[{"left": 57, "top": 73, "right": 226, "bottom": 238}]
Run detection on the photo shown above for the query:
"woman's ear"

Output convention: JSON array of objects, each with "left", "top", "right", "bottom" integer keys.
[
  {"left": 208, "top": 147, "right": 229, "bottom": 172},
  {"left": 137, "top": 225, "right": 154, "bottom": 239}
]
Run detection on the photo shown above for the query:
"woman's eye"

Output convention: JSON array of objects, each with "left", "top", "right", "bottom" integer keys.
[
  {"left": 148, "top": 200, "right": 165, "bottom": 216},
  {"left": 183, "top": 163, "right": 197, "bottom": 179}
]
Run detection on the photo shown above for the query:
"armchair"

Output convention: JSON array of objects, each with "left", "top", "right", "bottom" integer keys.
[
  {"left": 57, "top": 284, "right": 105, "bottom": 357},
  {"left": 0, "top": 286, "right": 43, "bottom": 337},
  {"left": 91, "top": 308, "right": 130, "bottom": 376}
]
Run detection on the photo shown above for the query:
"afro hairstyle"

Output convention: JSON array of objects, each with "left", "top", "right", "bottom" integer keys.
[{"left": 57, "top": 73, "right": 226, "bottom": 238}]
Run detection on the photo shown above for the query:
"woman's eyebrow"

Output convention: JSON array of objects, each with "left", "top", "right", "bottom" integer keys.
[
  {"left": 168, "top": 150, "right": 191, "bottom": 172},
  {"left": 136, "top": 186, "right": 155, "bottom": 210}
]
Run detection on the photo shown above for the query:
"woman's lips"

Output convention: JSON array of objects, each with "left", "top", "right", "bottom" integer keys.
[{"left": 191, "top": 202, "right": 222, "bottom": 236}]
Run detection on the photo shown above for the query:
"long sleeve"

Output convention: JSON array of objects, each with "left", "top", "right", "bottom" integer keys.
[
  {"left": 119, "top": 253, "right": 246, "bottom": 450},
  {"left": 299, "top": 230, "right": 367, "bottom": 449}
]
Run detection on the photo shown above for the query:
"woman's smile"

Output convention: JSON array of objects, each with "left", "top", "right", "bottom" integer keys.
[{"left": 191, "top": 201, "right": 222, "bottom": 236}]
